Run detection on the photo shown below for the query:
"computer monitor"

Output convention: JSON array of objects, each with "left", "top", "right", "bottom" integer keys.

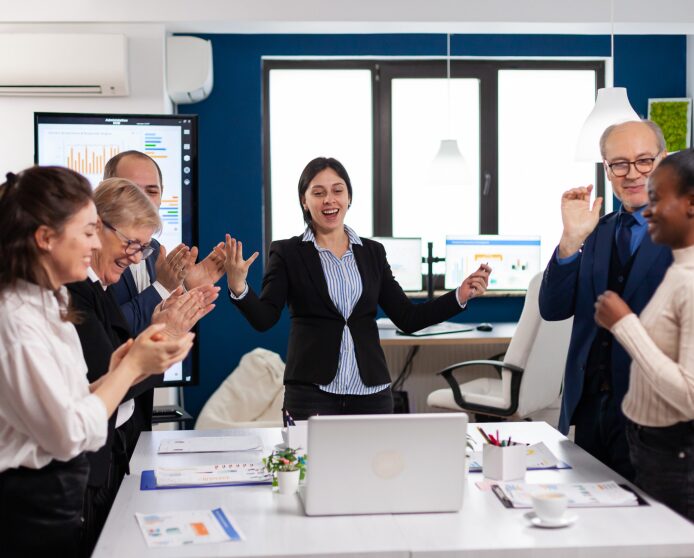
[
  {"left": 445, "top": 235, "right": 541, "bottom": 291},
  {"left": 34, "top": 112, "right": 198, "bottom": 386},
  {"left": 370, "top": 237, "right": 422, "bottom": 291}
]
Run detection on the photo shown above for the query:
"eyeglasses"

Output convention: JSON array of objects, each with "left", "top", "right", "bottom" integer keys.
[
  {"left": 101, "top": 220, "right": 154, "bottom": 259},
  {"left": 606, "top": 154, "right": 660, "bottom": 177}
]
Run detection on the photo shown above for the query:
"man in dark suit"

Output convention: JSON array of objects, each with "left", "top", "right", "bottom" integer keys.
[
  {"left": 105, "top": 151, "right": 225, "bottom": 334},
  {"left": 539, "top": 120, "right": 672, "bottom": 480}
]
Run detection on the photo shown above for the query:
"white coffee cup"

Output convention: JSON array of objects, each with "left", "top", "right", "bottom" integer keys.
[{"left": 531, "top": 492, "right": 568, "bottom": 523}]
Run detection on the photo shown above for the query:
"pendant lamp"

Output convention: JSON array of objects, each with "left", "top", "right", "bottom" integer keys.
[
  {"left": 430, "top": 33, "right": 466, "bottom": 185},
  {"left": 575, "top": 0, "right": 639, "bottom": 162}
]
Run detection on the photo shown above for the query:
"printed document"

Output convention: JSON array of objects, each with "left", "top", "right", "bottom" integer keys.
[
  {"left": 135, "top": 507, "right": 243, "bottom": 547},
  {"left": 158, "top": 435, "right": 262, "bottom": 454}
]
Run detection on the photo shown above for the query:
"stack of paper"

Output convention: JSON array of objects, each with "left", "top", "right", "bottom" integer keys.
[
  {"left": 157, "top": 435, "right": 262, "bottom": 454},
  {"left": 494, "top": 480, "right": 639, "bottom": 508},
  {"left": 136, "top": 507, "right": 243, "bottom": 547},
  {"left": 154, "top": 462, "right": 272, "bottom": 487}
]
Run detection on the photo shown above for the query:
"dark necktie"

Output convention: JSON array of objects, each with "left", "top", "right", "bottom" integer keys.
[{"left": 616, "top": 211, "right": 637, "bottom": 265}]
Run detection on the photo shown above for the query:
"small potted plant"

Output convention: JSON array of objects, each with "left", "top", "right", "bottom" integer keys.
[{"left": 263, "top": 447, "right": 307, "bottom": 494}]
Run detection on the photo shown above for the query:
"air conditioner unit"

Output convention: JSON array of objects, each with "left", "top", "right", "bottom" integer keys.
[
  {"left": 166, "top": 36, "right": 213, "bottom": 104},
  {"left": 0, "top": 33, "right": 129, "bottom": 96}
]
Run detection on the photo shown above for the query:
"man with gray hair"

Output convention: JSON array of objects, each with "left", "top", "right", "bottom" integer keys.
[
  {"left": 539, "top": 120, "right": 672, "bottom": 480},
  {"left": 104, "top": 150, "right": 225, "bottom": 333}
]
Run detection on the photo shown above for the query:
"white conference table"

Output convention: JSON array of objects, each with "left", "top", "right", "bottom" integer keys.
[{"left": 93, "top": 422, "right": 694, "bottom": 558}]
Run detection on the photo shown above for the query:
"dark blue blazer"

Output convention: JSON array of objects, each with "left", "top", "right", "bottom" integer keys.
[
  {"left": 539, "top": 211, "right": 672, "bottom": 434},
  {"left": 109, "top": 238, "right": 161, "bottom": 335}
]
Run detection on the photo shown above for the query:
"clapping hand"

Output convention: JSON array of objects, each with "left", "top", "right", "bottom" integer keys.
[
  {"left": 184, "top": 242, "right": 227, "bottom": 289},
  {"left": 155, "top": 243, "right": 193, "bottom": 291},
  {"left": 118, "top": 323, "right": 195, "bottom": 377},
  {"left": 594, "top": 290, "right": 632, "bottom": 330},
  {"left": 223, "top": 234, "right": 259, "bottom": 296},
  {"left": 558, "top": 185, "right": 603, "bottom": 258},
  {"left": 152, "top": 285, "right": 219, "bottom": 338},
  {"left": 457, "top": 263, "right": 492, "bottom": 304}
]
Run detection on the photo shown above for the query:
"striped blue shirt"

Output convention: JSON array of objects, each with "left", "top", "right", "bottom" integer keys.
[{"left": 302, "top": 226, "right": 390, "bottom": 395}]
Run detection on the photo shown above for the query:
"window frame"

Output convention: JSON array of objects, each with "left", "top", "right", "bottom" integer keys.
[{"left": 262, "top": 58, "right": 605, "bottom": 254}]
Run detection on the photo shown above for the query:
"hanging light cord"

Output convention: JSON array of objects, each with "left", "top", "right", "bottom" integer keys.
[
  {"left": 446, "top": 33, "right": 452, "bottom": 138},
  {"left": 610, "top": 0, "right": 615, "bottom": 83}
]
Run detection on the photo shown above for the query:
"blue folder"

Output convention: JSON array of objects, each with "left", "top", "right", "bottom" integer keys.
[{"left": 140, "top": 469, "right": 272, "bottom": 491}]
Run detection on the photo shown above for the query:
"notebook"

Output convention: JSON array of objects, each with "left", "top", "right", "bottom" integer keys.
[{"left": 299, "top": 413, "right": 468, "bottom": 516}]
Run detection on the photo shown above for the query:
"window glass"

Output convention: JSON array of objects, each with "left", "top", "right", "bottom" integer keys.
[
  {"left": 269, "top": 69, "right": 373, "bottom": 241},
  {"left": 391, "top": 78, "right": 480, "bottom": 273},
  {"left": 498, "top": 70, "right": 596, "bottom": 266}
]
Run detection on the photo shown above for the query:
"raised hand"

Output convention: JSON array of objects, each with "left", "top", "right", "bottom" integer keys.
[
  {"left": 223, "top": 234, "right": 259, "bottom": 296},
  {"left": 558, "top": 185, "right": 603, "bottom": 258},
  {"left": 457, "top": 263, "right": 492, "bottom": 304},
  {"left": 155, "top": 243, "right": 192, "bottom": 291},
  {"left": 594, "top": 290, "right": 632, "bottom": 330},
  {"left": 184, "top": 242, "right": 227, "bottom": 289}
]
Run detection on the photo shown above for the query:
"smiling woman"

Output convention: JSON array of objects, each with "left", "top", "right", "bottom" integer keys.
[
  {"left": 0, "top": 167, "right": 193, "bottom": 558},
  {"left": 594, "top": 149, "right": 694, "bottom": 521},
  {"left": 65, "top": 177, "right": 197, "bottom": 554},
  {"left": 223, "top": 156, "right": 492, "bottom": 420}
]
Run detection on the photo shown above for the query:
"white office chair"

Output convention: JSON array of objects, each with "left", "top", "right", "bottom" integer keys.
[{"left": 426, "top": 272, "right": 572, "bottom": 419}]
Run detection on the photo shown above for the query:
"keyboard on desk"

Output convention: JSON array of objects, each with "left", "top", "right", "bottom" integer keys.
[{"left": 152, "top": 405, "right": 183, "bottom": 417}]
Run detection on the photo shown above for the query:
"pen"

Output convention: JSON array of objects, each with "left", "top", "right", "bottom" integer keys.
[{"left": 477, "top": 426, "right": 493, "bottom": 444}]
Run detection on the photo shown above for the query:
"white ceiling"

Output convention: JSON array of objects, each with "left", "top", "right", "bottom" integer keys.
[{"left": 3, "top": 0, "right": 694, "bottom": 35}]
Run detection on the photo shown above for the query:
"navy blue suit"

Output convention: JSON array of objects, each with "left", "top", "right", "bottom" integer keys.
[
  {"left": 109, "top": 238, "right": 161, "bottom": 335},
  {"left": 539, "top": 211, "right": 672, "bottom": 436}
]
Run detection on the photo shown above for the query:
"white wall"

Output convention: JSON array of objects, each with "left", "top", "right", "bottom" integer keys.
[
  {"left": 0, "top": 22, "right": 178, "bottom": 412},
  {"left": 0, "top": 23, "right": 171, "bottom": 173}
]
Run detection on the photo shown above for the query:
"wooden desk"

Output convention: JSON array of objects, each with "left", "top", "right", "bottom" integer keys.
[
  {"left": 380, "top": 323, "right": 517, "bottom": 413},
  {"left": 93, "top": 423, "right": 694, "bottom": 558},
  {"left": 378, "top": 322, "right": 517, "bottom": 347}
]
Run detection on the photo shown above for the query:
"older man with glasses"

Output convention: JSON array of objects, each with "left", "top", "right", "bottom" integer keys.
[{"left": 539, "top": 120, "right": 672, "bottom": 481}]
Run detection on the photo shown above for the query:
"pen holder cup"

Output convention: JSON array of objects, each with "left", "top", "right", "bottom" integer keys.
[{"left": 482, "top": 444, "right": 526, "bottom": 481}]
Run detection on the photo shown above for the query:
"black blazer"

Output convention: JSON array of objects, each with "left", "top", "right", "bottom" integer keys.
[
  {"left": 231, "top": 235, "right": 463, "bottom": 386},
  {"left": 109, "top": 237, "right": 162, "bottom": 335},
  {"left": 67, "top": 279, "right": 161, "bottom": 487}
]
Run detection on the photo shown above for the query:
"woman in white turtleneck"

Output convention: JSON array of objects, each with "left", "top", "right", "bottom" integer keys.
[{"left": 595, "top": 148, "right": 694, "bottom": 521}]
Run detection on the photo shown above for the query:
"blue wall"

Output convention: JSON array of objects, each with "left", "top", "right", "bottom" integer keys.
[{"left": 184, "top": 34, "right": 686, "bottom": 418}]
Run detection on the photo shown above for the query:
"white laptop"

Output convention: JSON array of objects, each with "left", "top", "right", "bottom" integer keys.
[{"left": 299, "top": 413, "right": 468, "bottom": 516}]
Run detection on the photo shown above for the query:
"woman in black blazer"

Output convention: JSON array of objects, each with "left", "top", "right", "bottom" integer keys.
[{"left": 225, "top": 157, "right": 491, "bottom": 419}]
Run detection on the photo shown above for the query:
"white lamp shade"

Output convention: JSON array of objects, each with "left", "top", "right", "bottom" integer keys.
[
  {"left": 430, "top": 139, "right": 467, "bottom": 185},
  {"left": 575, "top": 87, "right": 640, "bottom": 162}
]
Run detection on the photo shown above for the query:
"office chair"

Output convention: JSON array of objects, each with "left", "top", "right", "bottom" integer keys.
[{"left": 426, "top": 272, "right": 572, "bottom": 419}]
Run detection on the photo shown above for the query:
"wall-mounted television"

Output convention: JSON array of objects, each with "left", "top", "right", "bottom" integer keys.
[{"left": 34, "top": 112, "right": 199, "bottom": 387}]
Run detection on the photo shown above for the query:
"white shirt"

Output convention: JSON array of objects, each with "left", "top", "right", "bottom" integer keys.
[
  {"left": 0, "top": 280, "right": 107, "bottom": 471},
  {"left": 130, "top": 260, "right": 171, "bottom": 301},
  {"left": 87, "top": 268, "right": 135, "bottom": 428},
  {"left": 613, "top": 244, "right": 694, "bottom": 427}
]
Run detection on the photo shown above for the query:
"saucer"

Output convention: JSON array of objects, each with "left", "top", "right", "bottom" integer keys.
[{"left": 524, "top": 511, "right": 577, "bottom": 529}]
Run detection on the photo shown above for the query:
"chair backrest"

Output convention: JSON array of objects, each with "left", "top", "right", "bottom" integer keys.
[
  {"left": 195, "top": 347, "right": 285, "bottom": 429},
  {"left": 510, "top": 273, "right": 572, "bottom": 418}
]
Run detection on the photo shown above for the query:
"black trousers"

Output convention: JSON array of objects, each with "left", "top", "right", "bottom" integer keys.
[
  {"left": 284, "top": 383, "right": 394, "bottom": 420},
  {"left": 0, "top": 454, "right": 89, "bottom": 558},
  {"left": 572, "top": 377, "right": 635, "bottom": 482},
  {"left": 627, "top": 420, "right": 694, "bottom": 522},
  {"left": 81, "top": 426, "right": 130, "bottom": 557}
]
